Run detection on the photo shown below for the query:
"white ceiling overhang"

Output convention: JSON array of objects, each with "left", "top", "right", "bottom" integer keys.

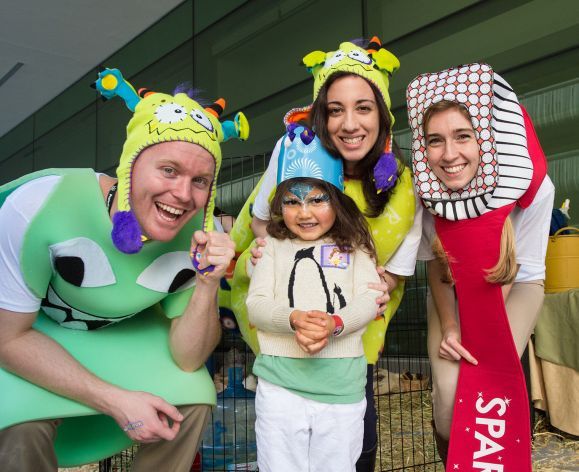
[{"left": 0, "top": 0, "right": 185, "bottom": 138}]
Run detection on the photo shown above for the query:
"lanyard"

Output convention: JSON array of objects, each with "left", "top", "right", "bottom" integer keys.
[{"left": 106, "top": 183, "right": 118, "bottom": 215}]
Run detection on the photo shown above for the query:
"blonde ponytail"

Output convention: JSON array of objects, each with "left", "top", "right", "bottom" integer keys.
[
  {"left": 485, "top": 216, "right": 517, "bottom": 284},
  {"left": 432, "top": 216, "right": 517, "bottom": 285}
]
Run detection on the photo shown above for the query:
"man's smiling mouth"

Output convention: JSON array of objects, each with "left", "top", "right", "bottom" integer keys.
[{"left": 156, "top": 202, "right": 186, "bottom": 221}]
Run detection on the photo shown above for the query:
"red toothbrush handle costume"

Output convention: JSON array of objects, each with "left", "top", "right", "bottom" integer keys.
[{"left": 436, "top": 203, "right": 532, "bottom": 471}]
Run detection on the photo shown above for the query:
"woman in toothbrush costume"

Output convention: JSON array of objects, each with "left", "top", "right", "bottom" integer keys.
[
  {"left": 407, "top": 63, "right": 553, "bottom": 469},
  {"left": 229, "top": 36, "right": 421, "bottom": 471},
  {"left": 0, "top": 69, "right": 249, "bottom": 470}
]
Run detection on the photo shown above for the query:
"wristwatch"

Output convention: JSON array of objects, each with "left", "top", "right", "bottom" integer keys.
[{"left": 331, "top": 314, "right": 344, "bottom": 336}]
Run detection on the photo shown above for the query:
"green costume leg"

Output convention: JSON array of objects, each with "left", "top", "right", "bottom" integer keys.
[
  {"left": 0, "top": 419, "right": 60, "bottom": 471},
  {"left": 131, "top": 404, "right": 211, "bottom": 472}
]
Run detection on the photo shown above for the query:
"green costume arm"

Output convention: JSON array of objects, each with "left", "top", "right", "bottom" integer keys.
[{"left": 0, "top": 307, "right": 122, "bottom": 428}]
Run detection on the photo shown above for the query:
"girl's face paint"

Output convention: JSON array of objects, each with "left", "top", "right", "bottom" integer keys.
[
  {"left": 282, "top": 192, "right": 330, "bottom": 210},
  {"left": 288, "top": 182, "right": 314, "bottom": 201},
  {"left": 282, "top": 185, "right": 335, "bottom": 241}
]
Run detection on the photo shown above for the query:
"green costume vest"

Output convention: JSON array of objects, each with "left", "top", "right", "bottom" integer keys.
[{"left": 0, "top": 169, "right": 215, "bottom": 466}]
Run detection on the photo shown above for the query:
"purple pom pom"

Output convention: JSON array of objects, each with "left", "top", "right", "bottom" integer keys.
[
  {"left": 300, "top": 128, "right": 315, "bottom": 145},
  {"left": 112, "top": 210, "right": 143, "bottom": 254},
  {"left": 373, "top": 152, "right": 398, "bottom": 193},
  {"left": 286, "top": 123, "right": 299, "bottom": 140}
]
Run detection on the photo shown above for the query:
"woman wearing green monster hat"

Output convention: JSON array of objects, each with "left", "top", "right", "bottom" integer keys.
[
  {"left": 0, "top": 70, "right": 248, "bottom": 470},
  {"left": 229, "top": 37, "right": 421, "bottom": 471}
]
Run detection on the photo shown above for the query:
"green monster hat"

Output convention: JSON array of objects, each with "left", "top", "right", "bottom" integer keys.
[
  {"left": 93, "top": 68, "right": 249, "bottom": 254},
  {"left": 302, "top": 36, "right": 400, "bottom": 125}
]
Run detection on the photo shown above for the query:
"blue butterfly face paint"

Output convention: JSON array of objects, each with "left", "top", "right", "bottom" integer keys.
[
  {"left": 282, "top": 186, "right": 331, "bottom": 211},
  {"left": 289, "top": 182, "right": 314, "bottom": 201}
]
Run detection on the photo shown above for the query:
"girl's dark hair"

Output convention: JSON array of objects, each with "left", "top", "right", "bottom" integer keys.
[
  {"left": 267, "top": 177, "right": 376, "bottom": 261},
  {"left": 310, "top": 71, "right": 405, "bottom": 218}
]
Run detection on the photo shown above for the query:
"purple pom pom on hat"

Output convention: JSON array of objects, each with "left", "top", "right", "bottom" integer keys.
[
  {"left": 286, "top": 123, "right": 300, "bottom": 140},
  {"left": 373, "top": 151, "right": 398, "bottom": 193},
  {"left": 111, "top": 210, "right": 143, "bottom": 254}
]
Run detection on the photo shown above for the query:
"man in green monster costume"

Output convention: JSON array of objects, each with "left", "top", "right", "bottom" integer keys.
[{"left": 0, "top": 69, "right": 249, "bottom": 471}]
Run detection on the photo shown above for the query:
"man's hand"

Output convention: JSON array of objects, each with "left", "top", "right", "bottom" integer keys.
[
  {"left": 192, "top": 230, "right": 235, "bottom": 281},
  {"left": 439, "top": 323, "right": 478, "bottom": 365},
  {"left": 106, "top": 390, "right": 183, "bottom": 443}
]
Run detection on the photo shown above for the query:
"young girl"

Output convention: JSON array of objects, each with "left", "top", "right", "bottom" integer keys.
[{"left": 246, "top": 126, "right": 381, "bottom": 472}]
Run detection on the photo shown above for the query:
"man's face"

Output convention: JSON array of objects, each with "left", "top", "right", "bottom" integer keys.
[{"left": 130, "top": 141, "right": 215, "bottom": 242}]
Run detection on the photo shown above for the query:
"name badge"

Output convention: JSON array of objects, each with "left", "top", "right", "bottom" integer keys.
[{"left": 320, "top": 245, "right": 350, "bottom": 269}]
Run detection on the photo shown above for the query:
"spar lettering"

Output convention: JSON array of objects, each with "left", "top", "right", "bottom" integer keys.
[{"left": 472, "top": 396, "right": 507, "bottom": 471}]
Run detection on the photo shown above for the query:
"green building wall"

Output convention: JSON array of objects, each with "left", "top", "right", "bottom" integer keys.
[{"left": 1, "top": 0, "right": 578, "bottom": 221}]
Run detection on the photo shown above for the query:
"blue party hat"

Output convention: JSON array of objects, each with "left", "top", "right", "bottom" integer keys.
[{"left": 277, "top": 125, "right": 343, "bottom": 191}]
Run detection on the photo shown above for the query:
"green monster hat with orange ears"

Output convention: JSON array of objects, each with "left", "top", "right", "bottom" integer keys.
[
  {"left": 302, "top": 36, "right": 400, "bottom": 125},
  {"left": 92, "top": 68, "right": 249, "bottom": 254}
]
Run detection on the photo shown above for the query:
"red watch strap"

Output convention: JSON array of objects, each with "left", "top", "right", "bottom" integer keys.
[{"left": 331, "top": 315, "right": 344, "bottom": 336}]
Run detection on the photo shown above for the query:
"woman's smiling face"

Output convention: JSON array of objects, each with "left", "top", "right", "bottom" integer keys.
[
  {"left": 425, "top": 107, "right": 480, "bottom": 191},
  {"left": 325, "top": 75, "right": 380, "bottom": 175}
]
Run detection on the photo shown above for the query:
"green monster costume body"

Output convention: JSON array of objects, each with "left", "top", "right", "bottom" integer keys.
[
  {"left": 0, "top": 69, "right": 249, "bottom": 466},
  {"left": 0, "top": 169, "right": 214, "bottom": 466}
]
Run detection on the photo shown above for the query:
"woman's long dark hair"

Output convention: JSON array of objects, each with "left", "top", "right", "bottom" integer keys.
[
  {"left": 267, "top": 177, "right": 376, "bottom": 261},
  {"left": 310, "top": 71, "right": 405, "bottom": 218}
]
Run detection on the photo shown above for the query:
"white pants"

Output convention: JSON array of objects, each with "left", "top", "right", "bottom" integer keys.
[{"left": 255, "top": 378, "right": 366, "bottom": 472}]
